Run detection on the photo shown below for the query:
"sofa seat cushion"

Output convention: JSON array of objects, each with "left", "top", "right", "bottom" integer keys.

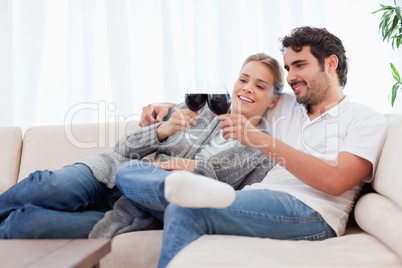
[
  {"left": 0, "top": 127, "right": 22, "bottom": 193},
  {"left": 167, "top": 229, "right": 402, "bottom": 267},
  {"left": 100, "top": 230, "right": 163, "bottom": 268}
]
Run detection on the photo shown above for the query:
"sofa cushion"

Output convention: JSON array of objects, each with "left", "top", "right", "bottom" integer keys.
[
  {"left": 18, "top": 122, "right": 139, "bottom": 182},
  {"left": 167, "top": 230, "right": 401, "bottom": 267},
  {"left": 100, "top": 230, "right": 163, "bottom": 268},
  {"left": 0, "top": 127, "right": 22, "bottom": 193},
  {"left": 373, "top": 114, "right": 402, "bottom": 207},
  {"left": 355, "top": 192, "right": 402, "bottom": 261}
]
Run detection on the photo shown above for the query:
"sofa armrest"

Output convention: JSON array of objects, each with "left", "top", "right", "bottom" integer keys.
[
  {"left": 0, "top": 127, "right": 22, "bottom": 193},
  {"left": 355, "top": 192, "right": 402, "bottom": 261},
  {"left": 373, "top": 114, "right": 402, "bottom": 207}
]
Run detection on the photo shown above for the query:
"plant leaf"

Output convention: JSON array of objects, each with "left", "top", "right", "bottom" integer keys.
[
  {"left": 396, "top": 6, "right": 401, "bottom": 19},
  {"left": 391, "top": 84, "right": 398, "bottom": 107},
  {"left": 390, "top": 63, "right": 401, "bottom": 82}
]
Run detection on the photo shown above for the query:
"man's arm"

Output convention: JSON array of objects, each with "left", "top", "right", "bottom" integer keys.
[
  {"left": 260, "top": 136, "right": 372, "bottom": 196},
  {"left": 217, "top": 113, "right": 373, "bottom": 196},
  {"left": 139, "top": 103, "right": 176, "bottom": 127}
]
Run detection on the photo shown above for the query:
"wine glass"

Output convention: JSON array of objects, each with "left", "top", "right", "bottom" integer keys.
[
  {"left": 185, "top": 79, "right": 209, "bottom": 111},
  {"left": 207, "top": 82, "right": 231, "bottom": 115},
  {"left": 207, "top": 82, "right": 234, "bottom": 145}
]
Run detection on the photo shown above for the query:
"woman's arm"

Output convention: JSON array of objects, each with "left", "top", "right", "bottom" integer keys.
[
  {"left": 156, "top": 109, "right": 199, "bottom": 140},
  {"left": 115, "top": 108, "right": 199, "bottom": 159},
  {"left": 149, "top": 147, "right": 275, "bottom": 190},
  {"left": 139, "top": 103, "right": 177, "bottom": 127}
]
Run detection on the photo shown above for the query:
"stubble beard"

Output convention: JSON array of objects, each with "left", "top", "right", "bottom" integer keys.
[{"left": 296, "top": 70, "right": 331, "bottom": 106}]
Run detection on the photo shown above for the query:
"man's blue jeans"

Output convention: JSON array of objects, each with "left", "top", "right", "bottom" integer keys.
[
  {"left": 115, "top": 160, "right": 337, "bottom": 268},
  {"left": 0, "top": 164, "right": 121, "bottom": 238}
]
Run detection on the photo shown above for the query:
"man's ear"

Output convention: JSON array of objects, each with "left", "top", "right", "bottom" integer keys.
[
  {"left": 327, "top": 54, "right": 338, "bottom": 74},
  {"left": 269, "top": 95, "right": 280, "bottom": 108}
]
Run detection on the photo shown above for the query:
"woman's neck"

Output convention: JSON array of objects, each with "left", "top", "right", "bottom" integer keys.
[{"left": 230, "top": 111, "right": 262, "bottom": 127}]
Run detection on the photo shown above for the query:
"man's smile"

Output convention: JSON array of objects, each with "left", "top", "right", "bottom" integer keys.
[{"left": 290, "top": 81, "right": 307, "bottom": 93}]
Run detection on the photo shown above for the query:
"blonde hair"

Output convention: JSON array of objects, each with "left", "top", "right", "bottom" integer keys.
[{"left": 241, "top": 53, "right": 284, "bottom": 96}]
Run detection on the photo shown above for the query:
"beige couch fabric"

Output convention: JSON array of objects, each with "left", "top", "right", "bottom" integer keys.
[
  {"left": 355, "top": 193, "right": 402, "bottom": 261},
  {"left": 18, "top": 122, "right": 139, "bottom": 182},
  {"left": 373, "top": 115, "right": 402, "bottom": 207},
  {"left": 100, "top": 230, "right": 163, "bottom": 267},
  {"left": 0, "top": 127, "right": 22, "bottom": 194},
  {"left": 167, "top": 230, "right": 402, "bottom": 268}
]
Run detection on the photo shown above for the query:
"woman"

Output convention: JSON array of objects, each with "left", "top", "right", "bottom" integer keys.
[
  {"left": 90, "top": 52, "right": 284, "bottom": 237},
  {"left": 0, "top": 53, "right": 283, "bottom": 239},
  {"left": 111, "top": 52, "right": 286, "bottom": 253},
  {"left": 113, "top": 52, "right": 283, "bottom": 189}
]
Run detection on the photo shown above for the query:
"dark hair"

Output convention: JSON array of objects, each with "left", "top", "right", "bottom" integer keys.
[
  {"left": 280, "top": 26, "right": 348, "bottom": 88},
  {"left": 241, "top": 53, "right": 284, "bottom": 96}
]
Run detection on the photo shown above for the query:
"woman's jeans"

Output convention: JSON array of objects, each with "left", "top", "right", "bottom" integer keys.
[
  {"left": 116, "top": 160, "right": 337, "bottom": 268},
  {"left": 0, "top": 164, "right": 121, "bottom": 239}
]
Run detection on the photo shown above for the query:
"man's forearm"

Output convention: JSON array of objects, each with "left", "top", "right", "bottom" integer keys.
[{"left": 256, "top": 133, "right": 372, "bottom": 196}]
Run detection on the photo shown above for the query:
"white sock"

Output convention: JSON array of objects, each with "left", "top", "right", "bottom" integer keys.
[{"left": 164, "top": 171, "right": 235, "bottom": 208}]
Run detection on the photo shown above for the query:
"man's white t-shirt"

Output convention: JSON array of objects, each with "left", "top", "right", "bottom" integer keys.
[{"left": 243, "top": 93, "right": 387, "bottom": 236}]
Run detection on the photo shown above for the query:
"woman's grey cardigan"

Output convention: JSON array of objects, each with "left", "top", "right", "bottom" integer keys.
[
  {"left": 79, "top": 103, "right": 276, "bottom": 190},
  {"left": 87, "top": 103, "right": 276, "bottom": 238}
]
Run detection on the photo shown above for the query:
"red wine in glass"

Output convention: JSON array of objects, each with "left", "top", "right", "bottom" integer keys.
[
  {"left": 185, "top": 79, "right": 209, "bottom": 111},
  {"left": 207, "top": 94, "right": 231, "bottom": 115},
  {"left": 185, "top": 94, "right": 208, "bottom": 111}
]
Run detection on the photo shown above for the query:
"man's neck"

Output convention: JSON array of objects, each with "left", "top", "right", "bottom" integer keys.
[{"left": 307, "top": 91, "right": 345, "bottom": 120}]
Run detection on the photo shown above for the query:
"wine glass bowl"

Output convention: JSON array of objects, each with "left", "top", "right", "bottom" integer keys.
[
  {"left": 185, "top": 79, "right": 209, "bottom": 112},
  {"left": 207, "top": 82, "right": 231, "bottom": 115}
]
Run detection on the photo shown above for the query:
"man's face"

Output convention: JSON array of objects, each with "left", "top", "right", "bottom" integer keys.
[{"left": 283, "top": 46, "right": 330, "bottom": 106}]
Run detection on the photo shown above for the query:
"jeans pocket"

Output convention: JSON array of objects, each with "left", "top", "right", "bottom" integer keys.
[{"left": 292, "top": 230, "right": 327, "bottom": 241}]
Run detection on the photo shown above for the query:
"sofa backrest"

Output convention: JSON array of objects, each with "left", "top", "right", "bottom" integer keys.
[
  {"left": 373, "top": 114, "right": 402, "bottom": 208},
  {"left": 18, "top": 121, "right": 140, "bottom": 182},
  {"left": 0, "top": 127, "right": 22, "bottom": 194}
]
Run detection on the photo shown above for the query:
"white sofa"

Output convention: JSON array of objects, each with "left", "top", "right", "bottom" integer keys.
[{"left": 1, "top": 114, "right": 402, "bottom": 268}]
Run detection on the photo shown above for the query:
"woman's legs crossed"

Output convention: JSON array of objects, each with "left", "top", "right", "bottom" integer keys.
[
  {"left": 0, "top": 163, "right": 119, "bottom": 238},
  {"left": 0, "top": 205, "right": 106, "bottom": 238},
  {"left": 115, "top": 160, "right": 171, "bottom": 219},
  {"left": 0, "top": 164, "right": 108, "bottom": 220}
]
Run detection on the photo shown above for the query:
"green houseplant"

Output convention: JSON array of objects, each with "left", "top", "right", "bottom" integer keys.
[{"left": 372, "top": 0, "right": 402, "bottom": 106}]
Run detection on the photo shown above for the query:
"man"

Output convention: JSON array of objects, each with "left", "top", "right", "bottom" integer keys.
[{"left": 135, "top": 26, "right": 387, "bottom": 268}]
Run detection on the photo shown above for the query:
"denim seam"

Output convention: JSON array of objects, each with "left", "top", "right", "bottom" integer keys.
[{"left": 222, "top": 208, "right": 322, "bottom": 223}]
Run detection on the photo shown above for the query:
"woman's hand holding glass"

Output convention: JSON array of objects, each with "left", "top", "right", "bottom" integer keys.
[{"left": 156, "top": 109, "right": 199, "bottom": 141}]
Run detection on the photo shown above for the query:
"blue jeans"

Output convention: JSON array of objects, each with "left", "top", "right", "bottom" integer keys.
[
  {"left": 0, "top": 164, "right": 121, "bottom": 238},
  {"left": 116, "top": 160, "right": 336, "bottom": 268}
]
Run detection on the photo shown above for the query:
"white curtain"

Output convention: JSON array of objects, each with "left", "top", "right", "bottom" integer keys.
[{"left": 1, "top": 0, "right": 401, "bottom": 131}]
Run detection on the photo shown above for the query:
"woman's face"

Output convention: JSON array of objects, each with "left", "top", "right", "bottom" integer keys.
[{"left": 231, "top": 61, "right": 279, "bottom": 122}]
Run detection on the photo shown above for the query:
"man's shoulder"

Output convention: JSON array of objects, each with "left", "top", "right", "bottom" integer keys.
[
  {"left": 266, "top": 92, "right": 298, "bottom": 116},
  {"left": 342, "top": 98, "right": 386, "bottom": 125},
  {"left": 278, "top": 92, "right": 297, "bottom": 104}
]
